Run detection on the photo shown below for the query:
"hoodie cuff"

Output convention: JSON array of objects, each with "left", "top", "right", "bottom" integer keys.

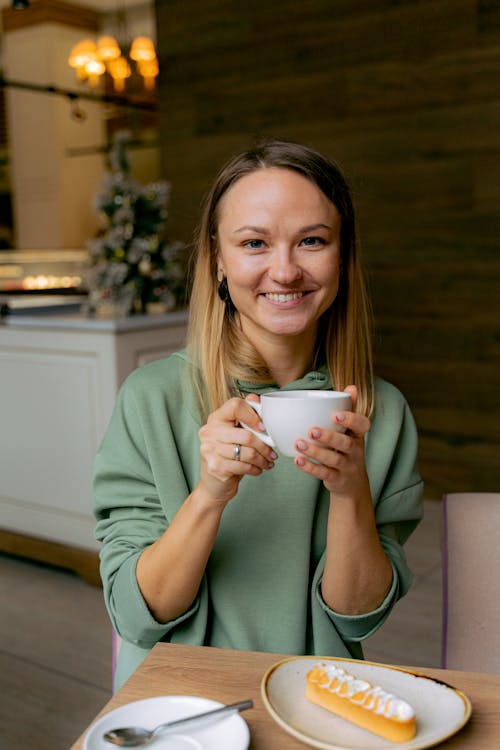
[
  {"left": 110, "top": 552, "right": 200, "bottom": 647},
  {"left": 315, "top": 563, "right": 399, "bottom": 642}
]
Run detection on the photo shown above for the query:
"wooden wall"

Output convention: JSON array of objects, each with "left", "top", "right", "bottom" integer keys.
[{"left": 155, "top": 0, "right": 500, "bottom": 499}]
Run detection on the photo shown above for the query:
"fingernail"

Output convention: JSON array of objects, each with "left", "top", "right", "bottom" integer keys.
[
  {"left": 295, "top": 456, "right": 305, "bottom": 467},
  {"left": 335, "top": 413, "right": 345, "bottom": 422},
  {"left": 296, "top": 440, "right": 308, "bottom": 451},
  {"left": 267, "top": 461, "right": 275, "bottom": 469},
  {"left": 270, "top": 451, "right": 278, "bottom": 460},
  {"left": 310, "top": 429, "right": 321, "bottom": 439},
  {"left": 258, "top": 421, "right": 266, "bottom": 431}
]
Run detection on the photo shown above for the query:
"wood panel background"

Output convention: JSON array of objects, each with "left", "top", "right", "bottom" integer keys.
[{"left": 155, "top": 0, "right": 500, "bottom": 499}]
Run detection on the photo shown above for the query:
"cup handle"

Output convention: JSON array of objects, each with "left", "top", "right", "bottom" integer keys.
[{"left": 240, "top": 401, "right": 276, "bottom": 449}]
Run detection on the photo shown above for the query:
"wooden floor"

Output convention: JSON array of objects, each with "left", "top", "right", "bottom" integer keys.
[{"left": 1, "top": 500, "right": 442, "bottom": 750}]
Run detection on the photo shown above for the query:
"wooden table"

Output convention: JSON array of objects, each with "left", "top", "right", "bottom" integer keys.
[{"left": 70, "top": 643, "right": 500, "bottom": 749}]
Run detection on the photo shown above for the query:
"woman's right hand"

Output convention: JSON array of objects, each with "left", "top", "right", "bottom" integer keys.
[{"left": 198, "top": 395, "right": 277, "bottom": 506}]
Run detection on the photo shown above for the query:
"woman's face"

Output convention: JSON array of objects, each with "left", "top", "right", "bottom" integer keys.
[{"left": 216, "top": 167, "right": 341, "bottom": 347}]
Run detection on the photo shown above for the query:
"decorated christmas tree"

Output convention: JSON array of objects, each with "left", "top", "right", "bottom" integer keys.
[{"left": 86, "top": 131, "right": 186, "bottom": 315}]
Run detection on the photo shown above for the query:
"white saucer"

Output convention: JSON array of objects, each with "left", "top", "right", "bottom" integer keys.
[{"left": 83, "top": 695, "right": 250, "bottom": 750}]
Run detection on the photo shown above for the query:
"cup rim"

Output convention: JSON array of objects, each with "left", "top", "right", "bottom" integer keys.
[{"left": 262, "top": 390, "right": 350, "bottom": 400}]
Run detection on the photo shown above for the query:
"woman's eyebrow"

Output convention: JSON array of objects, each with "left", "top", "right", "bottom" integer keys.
[
  {"left": 233, "top": 225, "right": 270, "bottom": 235},
  {"left": 300, "top": 223, "right": 333, "bottom": 232},
  {"left": 233, "top": 222, "right": 332, "bottom": 235}
]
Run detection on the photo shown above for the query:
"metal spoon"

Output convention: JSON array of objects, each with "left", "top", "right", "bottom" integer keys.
[{"left": 103, "top": 699, "right": 253, "bottom": 747}]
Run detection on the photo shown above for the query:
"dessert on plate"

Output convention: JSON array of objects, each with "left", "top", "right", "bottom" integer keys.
[{"left": 306, "top": 662, "right": 416, "bottom": 743}]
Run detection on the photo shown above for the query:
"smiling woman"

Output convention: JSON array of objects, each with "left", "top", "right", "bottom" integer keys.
[
  {"left": 216, "top": 168, "right": 341, "bottom": 374},
  {"left": 93, "top": 139, "right": 423, "bottom": 692}
]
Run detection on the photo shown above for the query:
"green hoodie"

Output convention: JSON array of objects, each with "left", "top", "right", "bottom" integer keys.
[{"left": 93, "top": 351, "right": 423, "bottom": 691}]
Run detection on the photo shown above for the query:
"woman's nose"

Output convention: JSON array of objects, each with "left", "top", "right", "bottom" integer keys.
[{"left": 268, "top": 249, "right": 302, "bottom": 284}]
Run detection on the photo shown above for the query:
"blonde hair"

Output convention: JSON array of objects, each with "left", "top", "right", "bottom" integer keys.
[{"left": 187, "top": 139, "right": 374, "bottom": 420}]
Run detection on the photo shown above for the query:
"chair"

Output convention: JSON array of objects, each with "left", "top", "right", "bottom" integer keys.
[
  {"left": 112, "top": 628, "right": 122, "bottom": 689},
  {"left": 442, "top": 492, "right": 500, "bottom": 673}
]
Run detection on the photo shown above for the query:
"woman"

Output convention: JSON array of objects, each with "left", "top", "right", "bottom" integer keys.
[{"left": 94, "top": 139, "right": 423, "bottom": 691}]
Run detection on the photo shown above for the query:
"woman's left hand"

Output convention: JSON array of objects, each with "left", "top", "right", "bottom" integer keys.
[{"left": 293, "top": 385, "right": 371, "bottom": 498}]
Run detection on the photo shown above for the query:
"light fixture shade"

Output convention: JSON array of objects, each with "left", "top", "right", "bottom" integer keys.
[
  {"left": 97, "top": 35, "right": 121, "bottom": 62},
  {"left": 129, "top": 36, "right": 156, "bottom": 62},
  {"left": 84, "top": 54, "right": 106, "bottom": 87},
  {"left": 68, "top": 39, "right": 97, "bottom": 69},
  {"left": 138, "top": 58, "right": 159, "bottom": 76},
  {"left": 107, "top": 56, "right": 132, "bottom": 92},
  {"left": 137, "top": 58, "right": 159, "bottom": 89},
  {"left": 85, "top": 57, "right": 106, "bottom": 75}
]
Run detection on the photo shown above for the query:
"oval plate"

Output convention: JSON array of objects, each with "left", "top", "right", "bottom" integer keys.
[{"left": 261, "top": 656, "right": 471, "bottom": 750}]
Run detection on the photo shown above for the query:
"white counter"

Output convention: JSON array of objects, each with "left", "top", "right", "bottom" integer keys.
[
  {"left": 0, "top": 310, "right": 188, "bottom": 568},
  {"left": 3, "top": 309, "right": 188, "bottom": 332}
]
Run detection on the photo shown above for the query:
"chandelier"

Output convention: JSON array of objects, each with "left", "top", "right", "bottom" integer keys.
[{"left": 68, "top": 33, "right": 158, "bottom": 94}]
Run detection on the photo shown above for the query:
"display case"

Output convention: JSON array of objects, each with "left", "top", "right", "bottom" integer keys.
[{"left": 0, "top": 249, "right": 87, "bottom": 315}]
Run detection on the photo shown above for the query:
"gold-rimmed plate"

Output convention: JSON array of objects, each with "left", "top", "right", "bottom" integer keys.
[{"left": 261, "top": 656, "right": 471, "bottom": 750}]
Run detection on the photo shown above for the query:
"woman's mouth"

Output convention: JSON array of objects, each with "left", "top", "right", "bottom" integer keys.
[{"left": 264, "top": 291, "right": 306, "bottom": 302}]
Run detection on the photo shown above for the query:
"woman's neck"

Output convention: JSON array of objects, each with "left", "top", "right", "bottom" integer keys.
[{"left": 254, "top": 332, "right": 316, "bottom": 387}]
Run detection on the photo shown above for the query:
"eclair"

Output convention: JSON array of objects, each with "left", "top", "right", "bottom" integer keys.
[{"left": 306, "top": 662, "right": 416, "bottom": 743}]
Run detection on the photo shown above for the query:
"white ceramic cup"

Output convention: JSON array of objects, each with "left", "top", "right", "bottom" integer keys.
[{"left": 241, "top": 390, "right": 352, "bottom": 457}]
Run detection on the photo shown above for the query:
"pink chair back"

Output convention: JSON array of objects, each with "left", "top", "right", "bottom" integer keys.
[
  {"left": 112, "top": 628, "right": 122, "bottom": 688},
  {"left": 442, "top": 492, "right": 500, "bottom": 673}
]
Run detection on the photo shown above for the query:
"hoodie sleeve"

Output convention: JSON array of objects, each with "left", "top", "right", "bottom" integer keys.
[
  {"left": 93, "top": 367, "right": 200, "bottom": 649},
  {"left": 313, "top": 379, "right": 424, "bottom": 642}
]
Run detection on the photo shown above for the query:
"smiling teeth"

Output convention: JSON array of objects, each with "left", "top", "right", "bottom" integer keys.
[{"left": 265, "top": 292, "right": 304, "bottom": 302}]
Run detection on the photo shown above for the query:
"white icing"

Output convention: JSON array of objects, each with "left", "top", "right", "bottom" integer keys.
[{"left": 309, "top": 662, "right": 415, "bottom": 721}]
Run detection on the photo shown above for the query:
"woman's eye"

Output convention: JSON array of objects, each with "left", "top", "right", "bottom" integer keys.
[
  {"left": 243, "top": 239, "right": 265, "bottom": 250},
  {"left": 301, "top": 236, "right": 326, "bottom": 247}
]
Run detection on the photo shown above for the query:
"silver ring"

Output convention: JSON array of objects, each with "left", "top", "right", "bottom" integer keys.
[{"left": 234, "top": 443, "right": 241, "bottom": 461}]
